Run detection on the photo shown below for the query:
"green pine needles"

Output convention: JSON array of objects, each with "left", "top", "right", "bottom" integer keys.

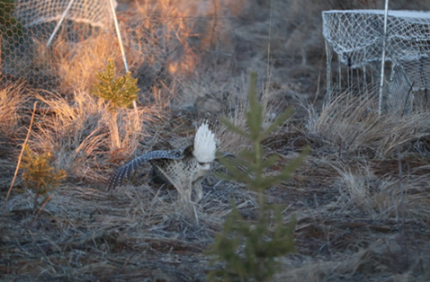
[
  {"left": 91, "top": 59, "right": 139, "bottom": 109},
  {"left": 91, "top": 59, "right": 140, "bottom": 150},
  {"left": 206, "top": 72, "right": 309, "bottom": 282},
  {"left": 20, "top": 145, "right": 66, "bottom": 214}
]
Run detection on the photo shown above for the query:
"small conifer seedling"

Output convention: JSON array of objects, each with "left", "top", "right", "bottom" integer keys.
[
  {"left": 91, "top": 59, "right": 139, "bottom": 110},
  {"left": 91, "top": 59, "right": 140, "bottom": 149},
  {"left": 20, "top": 145, "right": 66, "bottom": 215},
  {"left": 206, "top": 72, "right": 309, "bottom": 282}
]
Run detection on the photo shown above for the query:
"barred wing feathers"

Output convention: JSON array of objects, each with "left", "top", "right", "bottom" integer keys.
[{"left": 107, "top": 149, "right": 184, "bottom": 191}]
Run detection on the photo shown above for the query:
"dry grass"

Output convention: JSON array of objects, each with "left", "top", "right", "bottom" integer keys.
[
  {"left": 3, "top": 83, "right": 430, "bottom": 281},
  {"left": 2, "top": 0, "right": 430, "bottom": 281},
  {"left": 0, "top": 82, "right": 29, "bottom": 189},
  {"left": 27, "top": 90, "right": 164, "bottom": 183},
  {"left": 52, "top": 32, "right": 143, "bottom": 94},
  {"left": 307, "top": 94, "right": 430, "bottom": 158},
  {"left": 0, "top": 82, "right": 27, "bottom": 139}
]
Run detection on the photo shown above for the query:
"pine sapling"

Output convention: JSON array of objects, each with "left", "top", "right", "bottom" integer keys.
[
  {"left": 91, "top": 59, "right": 139, "bottom": 110},
  {"left": 91, "top": 59, "right": 140, "bottom": 149},
  {"left": 20, "top": 145, "right": 66, "bottom": 216},
  {"left": 206, "top": 72, "right": 309, "bottom": 282}
]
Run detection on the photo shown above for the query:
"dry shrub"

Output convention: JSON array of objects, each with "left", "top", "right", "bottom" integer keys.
[
  {"left": 30, "top": 91, "right": 107, "bottom": 181},
  {"left": 307, "top": 93, "right": 430, "bottom": 222}
]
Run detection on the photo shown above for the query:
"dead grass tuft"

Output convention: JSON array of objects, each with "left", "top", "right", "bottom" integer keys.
[
  {"left": 307, "top": 95, "right": 430, "bottom": 158},
  {"left": 28, "top": 90, "right": 163, "bottom": 183}
]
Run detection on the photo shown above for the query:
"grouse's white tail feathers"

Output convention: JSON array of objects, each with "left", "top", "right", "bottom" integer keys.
[{"left": 193, "top": 123, "right": 216, "bottom": 163}]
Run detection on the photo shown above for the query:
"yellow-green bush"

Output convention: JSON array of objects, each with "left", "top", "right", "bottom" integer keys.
[
  {"left": 20, "top": 145, "right": 66, "bottom": 213},
  {"left": 91, "top": 59, "right": 139, "bottom": 109}
]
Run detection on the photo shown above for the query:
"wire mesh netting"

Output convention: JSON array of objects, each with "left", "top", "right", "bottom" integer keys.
[
  {"left": 323, "top": 9, "right": 430, "bottom": 107},
  {"left": 0, "top": 0, "right": 232, "bottom": 94},
  {"left": 0, "top": 0, "right": 115, "bottom": 89},
  {"left": 13, "top": 0, "right": 113, "bottom": 28}
]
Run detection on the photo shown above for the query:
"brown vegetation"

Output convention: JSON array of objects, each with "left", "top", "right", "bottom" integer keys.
[{"left": 2, "top": 0, "right": 430, "bottom": 281}]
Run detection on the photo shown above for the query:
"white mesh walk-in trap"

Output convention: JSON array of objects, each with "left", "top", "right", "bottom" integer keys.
[
  {"left": 0, "top": 0, "right": 116, "bottom": 89},
  {"left": 323, "top": 9, "right": 430, "bottom": 112}
]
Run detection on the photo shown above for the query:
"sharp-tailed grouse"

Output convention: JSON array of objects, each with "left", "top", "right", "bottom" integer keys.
[{"left": 107, "top": 123, "right": 216, "bottom": 202}]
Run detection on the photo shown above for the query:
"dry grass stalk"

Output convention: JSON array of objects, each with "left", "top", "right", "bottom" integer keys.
[{"left": 3, "top": 102, "right": 37, "bottom": 213}]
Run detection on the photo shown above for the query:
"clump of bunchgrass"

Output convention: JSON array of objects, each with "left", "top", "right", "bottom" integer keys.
[
  {"left": 20, "top": 144, "right": 66, "bottom": 215},
  {"left": 307, "top": 94, "right": 430, "bottom": 158},
  {"left": 206, "top": 72, "right": 309, "bottom": 282}
]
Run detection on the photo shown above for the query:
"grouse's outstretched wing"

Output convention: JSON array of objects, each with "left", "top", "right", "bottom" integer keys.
[{"left": 107, "top": 149, "right": 184, "bottom": 191}]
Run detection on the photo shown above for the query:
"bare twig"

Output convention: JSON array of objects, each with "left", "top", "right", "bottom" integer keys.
[{"left": 3, "top": 101, "right": 38, "bottom": 214}]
